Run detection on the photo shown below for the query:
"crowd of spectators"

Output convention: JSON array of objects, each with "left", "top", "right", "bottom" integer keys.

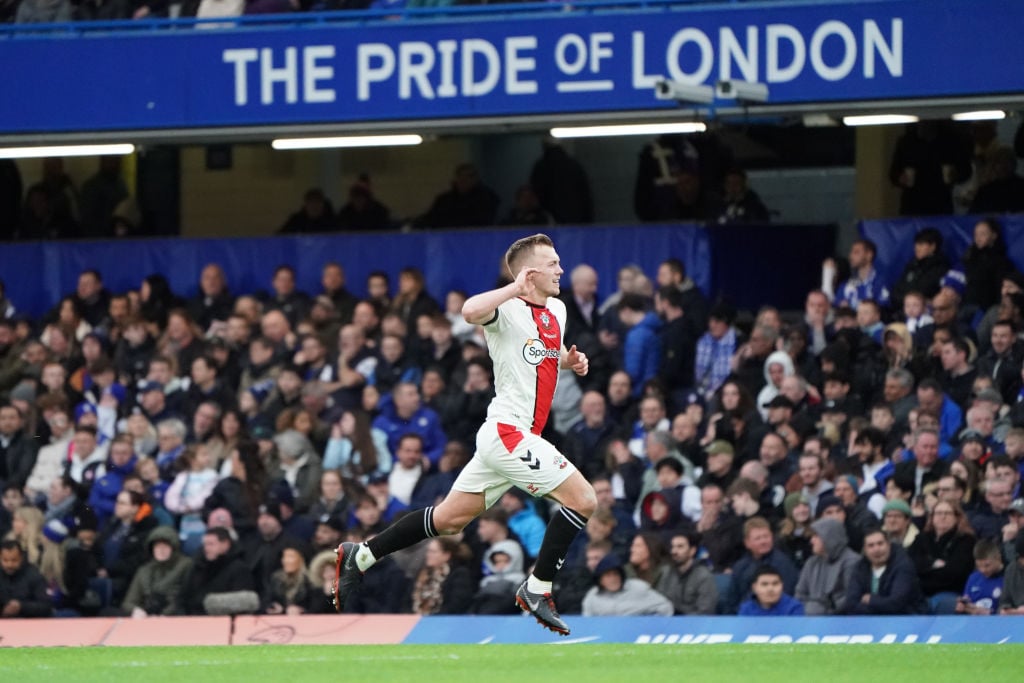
[{"left": 3, "top": 225, "right": 1024, "bottom": 621}]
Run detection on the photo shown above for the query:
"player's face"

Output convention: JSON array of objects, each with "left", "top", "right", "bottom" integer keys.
[{"left": 527, "top": 245, "right": 563, "bottom": 297}]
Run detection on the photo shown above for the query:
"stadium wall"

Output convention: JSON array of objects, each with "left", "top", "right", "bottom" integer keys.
[{"left": 2, "top": 615, "right": 1022, "bottom": 647}]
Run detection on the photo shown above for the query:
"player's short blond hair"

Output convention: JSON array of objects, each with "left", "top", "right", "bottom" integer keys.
[{"left": 505, "top": 233, "right": 554, "bottom": 278}]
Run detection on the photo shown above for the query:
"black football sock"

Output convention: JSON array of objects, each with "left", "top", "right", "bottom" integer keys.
[
  {"left": 532, "top": 506, "right": 588, "bottom": 582},
  {"left": 366, "top": 506, "right": 438, "bottom": 559}
]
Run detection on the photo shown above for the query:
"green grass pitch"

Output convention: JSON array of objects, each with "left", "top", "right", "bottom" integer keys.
[{"left": 5, "top": 644, "right": 1022, "bottom": 682}]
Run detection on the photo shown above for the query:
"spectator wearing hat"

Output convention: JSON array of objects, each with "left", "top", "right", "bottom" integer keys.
[
  {"left": 776, "top": 493, "right": 813, "bottom": 569},
  {"left": 250, "top": 500, "right": 309, "bottom": 597},
  {"left": 816, "top": 493, "right": 866, "bottom": 555},
  {"left": 795, "top": 516, "right": 860, "bottom": 615},
  {"left": 696, "top": 440, "right": 737, "bottom": 491},
  {"left": 882, "top": 498, "right": 919, "bottom": 549},
  {"left": 62, "top": 507, "right": 104, "bottom": 615},
  {"left": 754, "top": 351, "right": 796, "bottom": 423},
  {"left": 842, "top": 528, "right": 927, "bottom": 615},
  {"left": 581, "top": 552, "right": 674, "bottom": 616},
  {"left": 120, "top": 525, "right": 194, "bottom": 617}
]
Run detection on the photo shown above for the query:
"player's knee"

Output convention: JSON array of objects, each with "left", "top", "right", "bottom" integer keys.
[{"left": 576, "top": 488, "right": 598, "bottom": 518}]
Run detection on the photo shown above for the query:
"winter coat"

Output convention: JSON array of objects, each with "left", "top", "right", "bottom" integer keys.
[
  {"left": 181, "top": 543, "right": 256, "bottom": 615},
  {"left": 347, "top": 556, "right": 409, "bottom": 614},
  {"left": 97, "top": 506, "right": 161, "bottom": 604},
  {"left": 755, "top": 350, "right": 797, "bottom": 420},
  {"left": 842, "top": 544, "right": 927, "bottom": 615},
  {"left": 661, "top": 561, "right": 718, "bottom": 615},
  {"left": 908, "top": 529, "right": 976, "bottom": 597},
  {"left": 0, "top": 430, "right": 39, "bottom": 490},
  {"left": 623, "top": 312, "right": 663, "bottom": 397},
  {"left": 121, "top": 526, "right": 193, "bottom": 615},
  {"left": 582, "top": 554, "right": 674, "bottom": 616},
  {"left": 738, "top": 593, "right": 804, "bottom": 616},
  {"left": 727, "top": 547, "right": 799, "bottom": 614},
  {"left": 795, "top": 518, "right": 862, "bottom": 615},
  {"left": 0, "top": 561, "right": 52, "bottom": 617},
  {"left": 87, "top": 454, "right": 138, "bottom": 526}
]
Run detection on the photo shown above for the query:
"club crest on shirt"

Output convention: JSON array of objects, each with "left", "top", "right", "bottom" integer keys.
[
  {"left": 522, "top": 338, "right": 559, "bottom": 366},
  {"left": 552, "top": 454, "right": 568, "bottom": 470},
  {"left": 539, "top": 311, "right": 551, "bottom": 329}
]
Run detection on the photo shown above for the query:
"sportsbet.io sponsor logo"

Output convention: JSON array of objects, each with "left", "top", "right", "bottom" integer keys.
[{"left": 522, "top": 339, "right": 559, "bottom": 366}]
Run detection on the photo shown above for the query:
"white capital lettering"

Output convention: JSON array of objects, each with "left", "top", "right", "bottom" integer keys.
[
  {"left": 357, "top": 43, "right": 395, "bottom": 102},
  {"left": 590, "top": 32, "right": 613, "bottom": 73},
  {"left": 505, "top": 37, "right": 537, "bottom": 95},
  {"left": 765, "top": 23, "right": 806, "bottom": 83},
  {"left": 631, "top": 32, "right": 661, "bottom": 89},
  {"left": 666, "top": 28, "right": 713, "bottom": 85},
  {"left": 223, "top": 48, "right": 258, "bottom": 106},
  {"left": 555, "top": 34, "right": 587, "bottom": 76},
  {"left": 260, "top": 47, "right": 298, "bottom": 105},
  {"left": 719, "top": 26, "right": 758, "bottom": 82},
  {"left": 303, "top": 46, "right": 335, "bottom": 104},
  {"left": 863, "top": 18, "right": 903, "bottom": 78},
  {"left": 437, "top": 40, "right": 458, "bottom": 97},
  {"left": 399, "top": 42, "right": 436, "bottom": 100},
  {"left": 810, "top": 20, "right": 857, "bottom": 81},
  {"left": 461, "top": 39, "right": 500, "bottom": 97}
]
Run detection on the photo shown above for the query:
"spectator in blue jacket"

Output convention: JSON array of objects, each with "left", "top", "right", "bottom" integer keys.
[
  {"left": 738, "top": 565, "right": 805, "bottom": 616},
  {"left": 87, "top": 435, "right": 138, "bottom": 527},
  {"left": 617, "top": 293, "right": 663, "bottom": 398},
  {"left": 371, "top": 382, "right": 447, "bottom": 469},
  {"left": 726, "top": 516, "right": 799, "bottom": 613},
  {"left": 499, "top": 487, "right": 547, "bottom": 562},
  {"left": 842, "top": 528, "right": 927, "bottom": 614}
]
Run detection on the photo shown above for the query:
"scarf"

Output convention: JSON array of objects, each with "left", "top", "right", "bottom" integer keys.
[{"left": 412, "top": 563, "right": 450, "bottom": 615}]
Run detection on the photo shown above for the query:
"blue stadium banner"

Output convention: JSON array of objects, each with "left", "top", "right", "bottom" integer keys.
[
  {"left": 859, "top": 214, "right": 1024, "bottom": 288},
  {"left": 1, "top": 0, "right": 1022, "bottom": 133},
  {"left": 0, "top": 224, "right": 709, "bottom": 318},
  {"left": 402, "top": 615, "right": 1024, "bottom": 645}
]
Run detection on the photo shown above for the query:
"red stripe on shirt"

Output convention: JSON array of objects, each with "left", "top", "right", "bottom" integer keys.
[
  {"left": 497, "top": 422, "right": 524, "bottom": 453},
  {"left": 530, "top": 306, "right": 560, "bottom": 435}
]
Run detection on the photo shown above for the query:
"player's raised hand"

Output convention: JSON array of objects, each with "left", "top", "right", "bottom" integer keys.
[
  {"left": 565, "top": 344, "right": 589, "bottom": 376},
  {"left": 513, "top": 266, "right": 541, "bottom": 297}
]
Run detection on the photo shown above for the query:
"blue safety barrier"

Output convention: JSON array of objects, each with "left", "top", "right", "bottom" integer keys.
[
  {"left": 859, "top": 214, "right": 1024, "bottom": 289},
  {"left": 0, "top": 224, "right": 710, "bottom": 319},
  {"left": 402, "top": 615, "right": 1024, "bottom": 645}
]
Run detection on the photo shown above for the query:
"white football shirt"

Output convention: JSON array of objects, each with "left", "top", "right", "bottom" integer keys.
[{"left": 481, "top": 296, "right": 567, "bottom": 435}]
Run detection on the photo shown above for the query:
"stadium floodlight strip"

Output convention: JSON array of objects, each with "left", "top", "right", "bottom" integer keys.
[
  {"left": 271, "top": 135, "right": 423, "bottom": 150},
  {"left": 549, "top": 122, "right": 707, "bottom": 139},
  {"left": 951, "top": 110, "right": 1006, "bottom": 121},
  {"left": 0, "top": 143, "right": 135, "bottom": 159},
  {"left": 842, "top": 114, "right": 919, "bottom": 127}
]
